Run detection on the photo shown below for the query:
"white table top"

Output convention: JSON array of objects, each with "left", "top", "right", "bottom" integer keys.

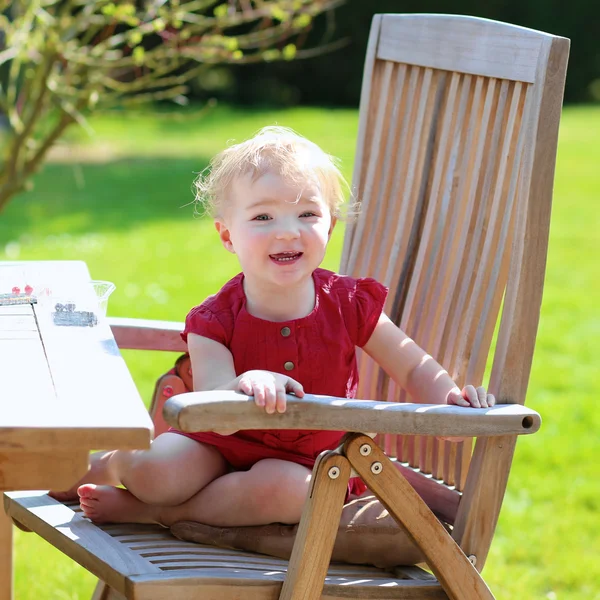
[{"left": 0, "top": 261, "right": 153, "bottom": 455}]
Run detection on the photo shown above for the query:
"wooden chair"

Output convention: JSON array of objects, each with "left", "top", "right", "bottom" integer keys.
[{"left": 3, "top": 14, "right": 569, "bottom": 600}]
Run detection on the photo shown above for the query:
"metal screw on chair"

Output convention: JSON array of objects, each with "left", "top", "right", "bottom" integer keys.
[
  {"left": 359, "top": 443, "right": 372, "bottom": 456},
  {"left": 370, "top": 461, "right": 383, "bottom": 474},
  {"left": 328, "top": 466, "right": 340, "bottom": 479},
  {"left": 468, "top": 555, "right": 477, "bottom": 566}
]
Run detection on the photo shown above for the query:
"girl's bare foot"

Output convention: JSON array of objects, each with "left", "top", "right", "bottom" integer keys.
[
  {"left": 49, "top": 451, "right": 119, "bottom": 502},
  {"left": 78, "top": 484, "right": 162, "bottom": 525}
]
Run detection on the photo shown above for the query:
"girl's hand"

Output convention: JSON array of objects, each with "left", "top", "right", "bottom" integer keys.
[
  {"left": 447, "top": 385, "right": 495, "bottom": 408},
  {"left": 238, "top": 370, "right": 305, "bottom": 414}
]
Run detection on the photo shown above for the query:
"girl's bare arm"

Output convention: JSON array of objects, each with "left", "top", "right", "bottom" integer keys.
[
  {"left": 187, "top": 333, "right": 304, "bottom": 418},
  {"left": 187, "top": 333, "right": 239, "bottom": 392},
  {"left": 362, "top": 313, "right": 494, "bottom": 408}
]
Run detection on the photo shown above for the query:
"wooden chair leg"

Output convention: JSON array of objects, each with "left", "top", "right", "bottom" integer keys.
[
  {"left": 91, "top": 580, "right": 126, "bottom": 600},
  {"left": 0, "top": 501, "right": 13, "bottom": 600},
  {"left": 344, "top": 433, "right": 495, "bottom": 600},
  {"left": 279, "top": 451, "right": 351, "bottom": 600}
]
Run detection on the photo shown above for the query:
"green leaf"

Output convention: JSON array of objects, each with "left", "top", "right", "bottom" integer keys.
[
  {"left": 213, "top": 4, "right": 228, "bottom": 18},
  {"left": 293, "top": 14, "right": 312, "bottom": 29},
  {"left": 270, "top": 6, "right": 288, "bottom": 22},
  {"left": 128, "top": 31, "right": 143, "bottom": 46},
  {"left": 282, "top": 44, "right": 296, "bottom": 60},
  {"left": 225, "top": 37, "right": 238, "bottom": 51},
  {"left": 101, "top": 3, "right": 116, "bottom": 17},
  {"left": 132, "top": 46, "right": 145, "bottom": 66},
  {"left": 152, "top": 18, "right": 166, "bottom": 32}
]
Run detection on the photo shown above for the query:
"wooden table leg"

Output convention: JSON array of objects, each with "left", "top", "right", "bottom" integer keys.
[{"left": 0, "top": 497, "right": 13, "bottom": 600}]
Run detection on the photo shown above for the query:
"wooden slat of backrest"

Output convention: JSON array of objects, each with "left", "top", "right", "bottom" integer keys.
[
  {"left": 353, "top": 64, "right": 439, "bottom": 409},
  {"left": 345, "top": 59, "right": 396, "bottom": 278},
  {"left": 442, "top": 82, "right": 529, "bottom": 489},
  {"left": 411, "top": 80, "right": 527, "bottom": 490},
  {"left": 346, "top": 70, "right": 531, "bottom": 490},
  {"left": 428, "top": 78, "right": 510, "bottom": 483},
  {"left": 348, "top": 61, "right": 408, "bottom": 417},
  {"left": 413, "top": 75, "right": 493, "bottom": 482},
  {"left": 390, "top": 70, "right": 466, "bottom": 475},
  {"left": 340, "top": 15, "right": 383, "bottom": 272}
]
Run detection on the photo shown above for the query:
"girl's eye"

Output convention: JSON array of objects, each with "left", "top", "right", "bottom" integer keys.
[
  {"left": 300, "top": 212, "right": 317, "bottom": 218},
  {"left": 253, "top": 214, "right": 271, "bottom": 221}
]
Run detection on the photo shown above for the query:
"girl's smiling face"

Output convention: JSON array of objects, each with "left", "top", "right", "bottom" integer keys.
[{"left": 215, "top": 170, "right": 336, "bottom": 289}]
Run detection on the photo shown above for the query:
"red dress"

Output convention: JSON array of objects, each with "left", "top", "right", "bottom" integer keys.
[{"left": 178, "top": 268, "right": 388, "bottom": 497}]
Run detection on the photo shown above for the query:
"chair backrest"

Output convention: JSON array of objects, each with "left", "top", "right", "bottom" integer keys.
[{"left": 340, "top": 14, "right": 569, "bottom": 568}]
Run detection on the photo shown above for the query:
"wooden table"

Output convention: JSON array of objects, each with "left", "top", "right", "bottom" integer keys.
[{"left": 0, "top": 261, "right": 153, "bottom": 600}]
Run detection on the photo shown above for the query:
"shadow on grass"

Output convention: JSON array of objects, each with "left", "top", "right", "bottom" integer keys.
[{"left": 0, "top": 156, "right": 212, "bottom": 240}]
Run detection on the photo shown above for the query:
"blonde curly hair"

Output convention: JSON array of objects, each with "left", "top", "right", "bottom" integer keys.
[{"left": 194, "top": 126, "right": 350, "bottom": 219}]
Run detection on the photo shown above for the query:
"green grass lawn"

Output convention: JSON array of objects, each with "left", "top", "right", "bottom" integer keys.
[{"left": 1, "top": 103, "right": 598, "bottom": 599}]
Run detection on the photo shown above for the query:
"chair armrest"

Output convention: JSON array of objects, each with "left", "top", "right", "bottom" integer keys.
[
  {"left": 163, "top": 391, "right": 540, "bottom": 437},
  {"left": 109, "top": 317, "right": 187, "bottom": 352}
]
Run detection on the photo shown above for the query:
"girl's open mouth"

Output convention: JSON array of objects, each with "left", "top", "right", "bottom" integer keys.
[{"left": 269, "top": 251, "right": 303, "bottom": 264}]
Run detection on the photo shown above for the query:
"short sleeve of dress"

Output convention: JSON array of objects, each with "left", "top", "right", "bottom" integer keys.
[
  {"left": 181, "top": 304, "right": 228, "bottom": 345},
  {"left": 352, "top": 278, "right": 388, "bottom": 347}
]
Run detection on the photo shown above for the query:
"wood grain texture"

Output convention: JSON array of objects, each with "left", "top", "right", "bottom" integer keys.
[
  {"left": 109, "top": 317, "right": 186, "bottom": 352},
  {"left": 280, "top": 452, "right": 350, "bottom": 600},
  {"left": 340, "top": 15, "right": 382, "bottom": 274},
  {"left": 0, "top": 506, "right": 12, "bottom": 600},
  {"left": 453, "top": 34, "right": 570, "bottom": 568},
  {"left": 345, "top": 434, "right": 493, "bottom": 600},
  {"left": 5, "top": 493, "right": 447, "bottom": 600},
  {"left": 127, "top": 573, "right": 447, "bottom": 600},
  {"left": 4, "top": 491, "right": 162, "bottom": 595},
  {"left": 164, "top": 391, "right": 540, "bottom": 438},
  {"left": 0, "top": 450, "right": 89, "bottom": 492},
  {"left": 377, "top": 14, "right": 544, "bottom": 83}
]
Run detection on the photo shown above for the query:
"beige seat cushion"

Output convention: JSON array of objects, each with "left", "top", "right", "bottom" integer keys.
[{"left": 170, "top": 492, "right": 426, "bottom": 568}]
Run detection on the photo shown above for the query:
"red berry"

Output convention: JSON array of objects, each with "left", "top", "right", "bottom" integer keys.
[
  {"left": 12, "top": 286, "right": 20, "bottom": 294},
  {"left": 25, "top": 284, "right": 33, "bottom": 295}
]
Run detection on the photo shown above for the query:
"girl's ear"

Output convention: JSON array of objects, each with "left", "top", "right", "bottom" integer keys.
[{"left": 214, "top": 220, "right": 235, "bottom": 254}]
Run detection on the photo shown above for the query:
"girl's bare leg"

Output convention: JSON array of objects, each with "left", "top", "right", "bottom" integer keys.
[
  {"left": 49, "top": 450, "right": 119, "bottom": 501},
  {"left": 79, "top": 458, "right": 312, "bottom": 526},
  {"left": 53, "top": 433, "right": 228, "bottom": 506}
]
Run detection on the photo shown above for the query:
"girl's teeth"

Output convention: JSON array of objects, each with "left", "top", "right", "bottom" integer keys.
[{"left": 272, "top": 253, "right": 300, "bottom": 262}]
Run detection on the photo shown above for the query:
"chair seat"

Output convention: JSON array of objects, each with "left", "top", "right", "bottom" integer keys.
[{"left": 5, "top": 491, "right": 446, "bottom": 599}]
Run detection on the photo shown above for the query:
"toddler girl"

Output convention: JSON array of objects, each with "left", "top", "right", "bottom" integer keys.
[{"left": 52, "top": 126, "right": 494, "bottom": 527}]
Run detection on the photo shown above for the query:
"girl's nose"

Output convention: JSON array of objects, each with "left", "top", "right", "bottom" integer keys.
[{"left": 275, "top": 219, "right": 300, "bottom": 239}]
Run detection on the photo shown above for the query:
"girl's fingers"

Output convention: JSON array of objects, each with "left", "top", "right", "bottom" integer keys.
[
  {"left": 263, "top": 385, "right": 276, "bottom": 414},
  {"left": 476, "top": 386, "right": 488, "bottom": 408},
  {"left": 251, "top": 382, "right": 265, "bottom": 407},
  {"left": 239, "top": 377, "right": 251, "bottom": 394},
  {"left": 448, "top": 388, "right": 470, "bottom": 407},
  {"left": 463, "top": 385, "right": 480, "bottom": 408},
  {"left": 275, "top": 388, "right": 287, "bottom": 413},
  {"left": 287, "top": 378, "right": 305, "bottom": 398},
  {"left": 487, "top": 393, "right": 496, "bottom": 407}
]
